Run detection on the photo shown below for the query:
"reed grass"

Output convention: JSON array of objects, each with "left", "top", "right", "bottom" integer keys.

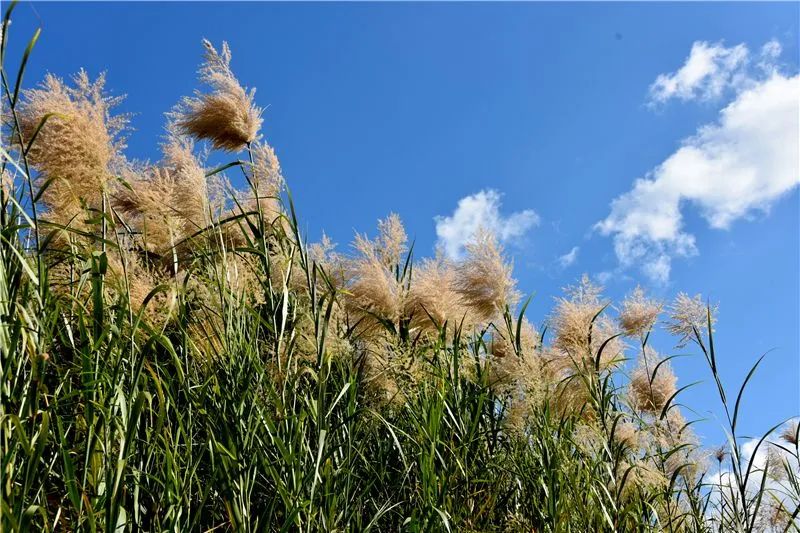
[{"left": 1, "top": 4, "right": 797, "bottom": 531}]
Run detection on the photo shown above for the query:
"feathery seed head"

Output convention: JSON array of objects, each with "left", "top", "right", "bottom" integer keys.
[
  {"left": 407, "top": 255, "right": 475, "bottom": 333},
  {"left": 18, "top": 71, "right": 128, "bottom": 230},
  {"left": 619, "top": 286, "right": 662, "bottom": 338},
  {"left": 228, "top": 140, "right": 286, "bottom": 241},
  {"left": 1, "top": 168, "right": 14, "bottom": 197},
  {"left": 572, "top": 422, "right": 605, "bottom": 456},
  {"left": 489, "top": 318, "right": 543, "bottom": 401},
  {"left": 346, "top": 215, "right": 409, "bottom": 329},
  {"left": 764, "top": 445, "right": 788, "bottom": 482},
  {"left": 613, "top": 419, "right": 640, "bottom": 449},
  {"left": 348, "top": 249, "right": 403, "bottom": 325},
  {"left": 646, "top": 409, "right": 698, "bottom": 462},
  {"left": 308, "top": 234, "right": 336, "bottom": 266},
  {"left": 645, "top": 416, "right": 704, "bottom": 485},
  {"left": 666, "top": 292, "right": 717, "bottom": 347},
  {"left": 490, "top": 317, "right": 539, "bottom": 360},
  {"left": 116, "top": 164, "right": 182, "bottom": 254},
  {"left": 453, "top": 230, "right": 518, "bottom": 322},
  {"left": 162, "top": 130, "right": 208, "bottom": 234},
  {"left": 309, "top": 234, "right": 351, "bottom": 291},
  {"left": 764, "top": 500, "right": 792, "bottom": 530},
  {"left": 115, "top": 133, "right": 208, "bottom": 255},
  {"left": 242, "top": 140, "right": 283, "bottom": 223},
  {"left": 376, "top": 213, "right": 408, "bottom": 268},
  {"left": 549, "top": 275, "right": 623, "bottom": 372},
  {"left": 713, "top": 446, "right": 727, "bottom": 463},
  {"left": 629, "top": 346, "right": 677, "bottom": 414},
  {"left": 360, "top": 342, "right": 423, "bottom": 406},
  {"left": 106, "top": 249, "right": 176, "bottom": 327},
  {"left": 628, "top": 461, "right": 670, "bottom": 493},
  {"left": 174, "top": 40, "right": 262, "bottom": 151},
  {"left": 781, "top": 420, "right": 799, "bottom": 445}
]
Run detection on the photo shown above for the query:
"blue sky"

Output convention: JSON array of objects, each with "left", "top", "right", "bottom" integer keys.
[{"left": 7, "top": 2, "right": 798, "bottom": 446}]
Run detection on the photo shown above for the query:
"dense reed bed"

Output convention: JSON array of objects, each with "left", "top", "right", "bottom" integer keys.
[{"left": 1, "top": 5, "right": 798, "bottom": 531}]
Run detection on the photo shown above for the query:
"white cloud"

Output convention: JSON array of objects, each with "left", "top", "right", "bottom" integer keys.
[
  {"left": 649, "top": 41, "right": 749, "bottom": 104},
  {"left": 558, "top": 246, "right": 579, "bottom": 268},
  {"left": 598, "top": 41, "right": 799, "bottom": 283},
  {"left": 435, "top": 189, "right": 539, "bottom": 259},
  {"left": 595, "top": 271, "right": 614, "bottom": 285},
  {"left": 759, "top": 40, "right": 783, "bottom": 74}
]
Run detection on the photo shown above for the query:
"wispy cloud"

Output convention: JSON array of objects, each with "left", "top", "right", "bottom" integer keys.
[
  {"left": 558, "top": 246, "right": 579, "bottom": 268},
  {"left": 435, "top": 189, "right": 539, "bottom": 259},
  {"left": 598, "top": 40, "right": 799, "bottom": 283},
  {"left": 648, "top": 41, "right": 749, "bottom": 104},
  {"left": 595, "top": 271, "right": 614, "bottom": 285}
]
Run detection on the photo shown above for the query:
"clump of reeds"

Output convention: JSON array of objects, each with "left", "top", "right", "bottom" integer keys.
[
  {"left": 2, "top": 8, "right": 795, "bottom": 532},
  {"left": 115, "top": 132, "right": 208, "bottom": 256}
]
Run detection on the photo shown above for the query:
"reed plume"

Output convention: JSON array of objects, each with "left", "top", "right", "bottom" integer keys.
[
  {"left": 360, "top": 341, "right": 424, "bottom": 406},
  {"left": 628, "top": 346, "right": 677, "bottom": 414},
  {"left": 376, "top": 212, "right": 408, "bottom": 268},
  {"left": 781, "top": 420, "right": 799, "bottom": 445},
  {"left": 1, "top": 168, "right": 14, "bottom": 197},
  {"left": 308, "top": 234, "right": 350, "bottom": 291},
  {"left": 489, "top": 318, "right": 545, "bottom": 429},
  {"left": 17, "top": 70, "right": 127, "bottom": 232},
  {"left": 115, "top": 131, "right": 208, "bottom": 256},
  {"left": 549, "top": 275, "right": 623, "bottom": 373},
  {"left": 453, "top": 230, "right": 518, "bottom": 322},
  {"left": 241, "top": 140, "right": 283, "bottom": 224},
  {"left": 666, "top": 292, "right": 717, "bottom": 347},
  {"left": 618, "top": 286, "right": 662, "bottom": 338},
  {"left": 346, "top": 214, "right": 408, "bottom": 331},
  {"left": 406, "top": 253, "right": 473, "bottom": 333},
  {"left": 174, "top": 39, "right": 262, "bottom": 151},
  {"left": 490, "top": 317, "right": 539, "bottom": 360},
  {"left": 713, "top": 446, "right": 727, "bottom": 464},
  {"left": 612, "top": 419, "right": 640, "bottom": 448},
  {"left": 163, "top": 131, "right": 209, "bottom": 236},
  {"left": 106, "top": 247, "right": 176, "bottom": 326}
]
